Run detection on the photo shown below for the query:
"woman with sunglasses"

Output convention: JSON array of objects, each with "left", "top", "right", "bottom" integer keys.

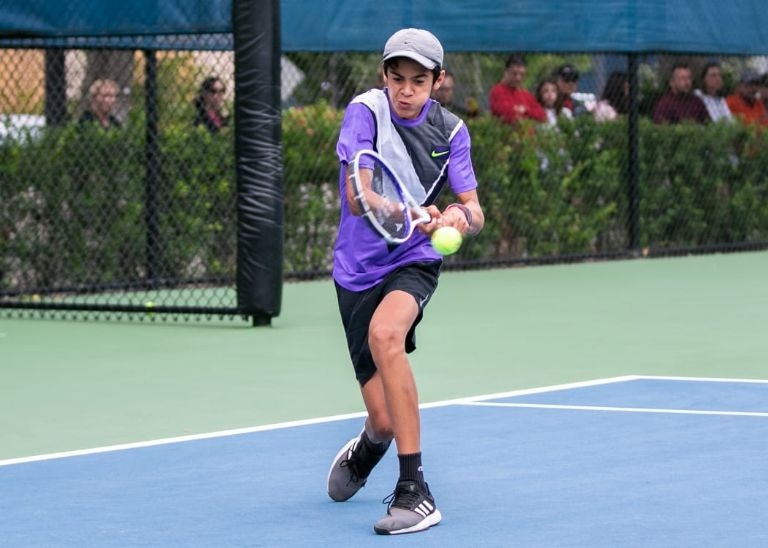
[{"left": 193, "top": 76, "right": 230, "bottom": 134}]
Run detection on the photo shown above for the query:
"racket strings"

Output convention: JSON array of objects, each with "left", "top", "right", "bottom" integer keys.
[{"left": 371, "top": 163, "right": 410, "bottom": 239}]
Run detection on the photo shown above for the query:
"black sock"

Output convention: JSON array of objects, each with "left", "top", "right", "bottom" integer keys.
[
  {"left": 361, "top": 430, "right": 388, "bottom": 455},
  {"left": 398, "top": 452, "right": 424, "bottom": 485}
]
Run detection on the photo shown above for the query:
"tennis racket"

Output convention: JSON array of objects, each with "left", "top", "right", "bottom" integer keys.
[{"left": 348, "top": 149, "right": 431, "bottom": 244}]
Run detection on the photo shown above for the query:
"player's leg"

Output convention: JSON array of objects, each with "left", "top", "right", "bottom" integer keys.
[
  {"left": 367, "top": 289, "right": 421, "bottom": 454},
  {"left": 327, "top": 283, "right": 394, "bottom": 502},
  {"left": 369, "top": 271, "right": 442, "bottom": 535}
]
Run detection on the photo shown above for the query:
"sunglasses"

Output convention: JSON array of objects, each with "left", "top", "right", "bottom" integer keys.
[{"left": 209, "top": 87, "right": 226, "bottom": 94}]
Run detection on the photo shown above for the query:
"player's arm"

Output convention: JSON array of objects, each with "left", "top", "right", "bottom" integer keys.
[
  {"left": 345, "top": 162, "right": 409, "bottom": 222},
  {"left": 442, "top": 190, "right": 484, "bottom": 236},
  {"left": 344, "top": 163, "right": 365, "bottom": 216},
  {"left": 440, "top": 124, "right": 484, "bottom": 236},
  {"left": 338, "top": 103, "right": 377, "bottom": 216}
]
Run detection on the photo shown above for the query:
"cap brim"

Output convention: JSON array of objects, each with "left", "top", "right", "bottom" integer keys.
[{"left": 382, "top": 50, "right": 438, "bottom": 70}]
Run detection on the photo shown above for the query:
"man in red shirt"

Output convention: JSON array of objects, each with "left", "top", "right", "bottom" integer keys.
[
  {"left": 726, "top": 71, "right": 768, "bottom": 127},
  {"left": 652, "top": 63, "right": 710, "bottom": 124},
  {"left": 489, "top": 54, "right": 546, "bottom": 125}
]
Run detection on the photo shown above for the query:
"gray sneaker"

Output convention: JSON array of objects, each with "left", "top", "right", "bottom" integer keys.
[
  {"left": 327, "top": 431, "right": 390, "bottom": 502},
  {"left": 373, "top": 480, "right": 442, "bottom": 535}
]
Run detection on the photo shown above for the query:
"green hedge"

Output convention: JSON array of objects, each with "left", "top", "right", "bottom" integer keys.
[{"left": 2, "top": 107, "right": 768, "bottom": 292}]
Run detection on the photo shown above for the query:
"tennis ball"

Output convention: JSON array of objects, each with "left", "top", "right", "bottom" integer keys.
[{"left": 431, "top": 226, "right": 463, "bottom": 256}]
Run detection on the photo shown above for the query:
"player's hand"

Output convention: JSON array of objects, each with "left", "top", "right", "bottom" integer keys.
[
  {"left": 418, "top": 205, "right": 444, "bottom": 235},
  {"left": 441, "top": 205, "right": 471, "bottom": 235}
]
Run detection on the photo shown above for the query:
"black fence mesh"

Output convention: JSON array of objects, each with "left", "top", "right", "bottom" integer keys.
[{"left": 2, "top": 44, "right": 768, "bottom": 320}]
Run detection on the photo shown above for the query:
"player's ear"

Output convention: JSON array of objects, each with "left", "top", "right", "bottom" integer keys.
[{"left": 433, "top": 70, "right": 446, "bottom": 91}]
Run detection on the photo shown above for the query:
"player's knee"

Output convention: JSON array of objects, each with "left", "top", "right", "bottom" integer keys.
[{"left": 368, "top": 322, "right": 401, "bottom": 360}]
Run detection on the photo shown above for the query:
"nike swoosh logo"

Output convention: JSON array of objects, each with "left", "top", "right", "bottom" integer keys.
[{"left": 430, "top": 150, "right": 449, "bottom": 158}]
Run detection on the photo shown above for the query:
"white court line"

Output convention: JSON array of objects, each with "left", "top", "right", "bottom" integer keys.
[
  {"left": 4, "top": 375, "right": 766, "bottom": 468},
  {"left": 0, "top": 376, "right": 636, "bottom": 468},
  {"left": 464, "top": 401, "right": 768, "bottom": 418},
  {"left": 631, "top": 374, "right": 768, "bottom": 384}
]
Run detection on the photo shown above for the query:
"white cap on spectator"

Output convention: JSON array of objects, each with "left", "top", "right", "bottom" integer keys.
[{"left": 382, "top": 28, "right": 443, "bottom": 70}]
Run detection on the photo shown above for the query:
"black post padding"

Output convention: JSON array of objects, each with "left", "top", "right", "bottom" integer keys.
[
  {"left": 627, "top": 53, "right": 640, "bottom": 253},
  {"left": 233, "top": 0, "right": 283, "bottom": 324},
  {"left": 144, "top": 50, "right": 161, "bottom": 282},
  {"left": 44, "top": 49, "right": 67, "bottom": 126}
]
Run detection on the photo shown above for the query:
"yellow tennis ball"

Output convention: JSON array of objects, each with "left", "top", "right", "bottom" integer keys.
[{"left": 431, "top": 226, "right": 463, "bottom": 255}]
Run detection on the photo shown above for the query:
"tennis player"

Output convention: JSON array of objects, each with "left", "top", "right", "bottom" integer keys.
[{"left": 327, "top": 28, "right": 484, "bottom": 535}]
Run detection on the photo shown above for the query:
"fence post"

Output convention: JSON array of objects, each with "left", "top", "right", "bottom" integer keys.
[
  {"left": 144, "top": 49, "right": 160, "bottom": 282},
  {"left": 44, "top": 49, "right": 67, "bottom": 126},
  {"left": 232, "top": 0, "right": 284, "bottom": 326},
  {"left": 627, "top": 52, "right": 641, "bottom": 253}
]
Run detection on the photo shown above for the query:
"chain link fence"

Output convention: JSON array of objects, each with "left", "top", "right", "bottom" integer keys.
[{"left": 2, "top": 44, "right": 768, "bottom": 319}]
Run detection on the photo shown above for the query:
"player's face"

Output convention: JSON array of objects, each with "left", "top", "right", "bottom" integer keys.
[{"left": 385, "top": 59, "right": 440, "bottom": 119}]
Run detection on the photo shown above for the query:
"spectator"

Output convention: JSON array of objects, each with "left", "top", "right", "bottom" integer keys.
[
  {"left": 554, "top": 63, "right": 587, "bottom": 116},
  {"left": 725, "top": 70, "right": 767, "bottom": 127},
  {"left": 759, "top": 73, "right": 768, "bottom": 121},
  {"left": 193, "top": 76, "right": 229, "bottom": 134},
  {"left": 489, "top": 54, "right": 546, "bottom": 125},
  {"left": 431, "top": 69, "right": 456, "bottom": 109},
  {"left": 594, "top": 71, "right": 629, "bottom": 122},
  {"left": 693, "top": 62, "right": 733, "bottom": 123},
  {"left": 535, "top": 77, "right": 572, "bottom": 127},
  {"left": 79, "top": 79, "right": 121, "bottom": 130},
  {"left": 432, "top": 70, "right": 480, "bottom": 119},
  {"left": 373, "top": 65, "right": 386, "bottom": 89},
  {"left": 652, "top": 63, "right": 710, "bottom": 124}
]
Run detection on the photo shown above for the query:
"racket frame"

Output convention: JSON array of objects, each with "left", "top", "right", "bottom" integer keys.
[{"left": 348, "top": 149, "right": 431, "bottom": 244}]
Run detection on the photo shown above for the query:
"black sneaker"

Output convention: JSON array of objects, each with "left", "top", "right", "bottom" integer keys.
[
  {"left": 373, "top": 480, "right": 442, "bottom": 535},
  {"left": 327, "top": 430, "right": 391, "bottom": 502}
]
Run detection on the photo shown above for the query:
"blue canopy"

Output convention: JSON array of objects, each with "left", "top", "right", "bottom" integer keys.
[{"left": 2, "top": 0, "right": 767, "bottom": 55}]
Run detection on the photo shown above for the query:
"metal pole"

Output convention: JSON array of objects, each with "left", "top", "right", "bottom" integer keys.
[
  {"left": 44, "top": 49, "right": 67, "bottom": 126},
  {"left": 627, "top": 53, "right": 640, "bottom": 253},
  {"left": 144, "top": 50, "right": 160, "bottom": 281}
]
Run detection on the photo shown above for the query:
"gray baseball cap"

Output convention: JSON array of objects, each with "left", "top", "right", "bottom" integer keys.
[{"left": 382, "top": 28, "right": 443, "bottom": 70}]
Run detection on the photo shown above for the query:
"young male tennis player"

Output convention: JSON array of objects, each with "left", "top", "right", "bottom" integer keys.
[{"left": 327, "top": 28, "right": 484, "bottom": 535}]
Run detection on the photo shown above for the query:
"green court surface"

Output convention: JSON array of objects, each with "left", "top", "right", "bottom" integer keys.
[{"left": 1, "top": 252, "right": 767, "bottom": 461}]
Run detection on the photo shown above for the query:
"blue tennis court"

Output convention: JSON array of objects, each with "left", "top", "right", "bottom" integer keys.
[{"left": 2, "top": 376, "right": 766, "bottom": 547}]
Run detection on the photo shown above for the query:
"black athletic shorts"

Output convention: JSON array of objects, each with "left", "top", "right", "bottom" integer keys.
[{"left": 335, "top": 260, "right": 441, "bottom": 386}]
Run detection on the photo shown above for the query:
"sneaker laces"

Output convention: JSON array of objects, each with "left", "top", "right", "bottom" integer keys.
[
  {"left": 339, "top": 454, "right": 363, "bottom": 484},
  {"left": 382, "top": 481, "right": 425, "bottom": 511},
  {"left": 340, "top": 438, "right": 385, "bottom": 484}
]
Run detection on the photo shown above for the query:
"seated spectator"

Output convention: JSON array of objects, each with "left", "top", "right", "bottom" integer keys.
[
  {"left": 489, "top": 54, "right": 546, "bottom": 125},
  {"left": 725, "top": 70, "right": 767, "bottom": 127},
  {"left": 759, "top": 73, "right": 768, "bottom": 122},
  {"left": 693, "top": 62, "right": 733, "bottom": 123},
  {"left": 652, "top": 63, "right": 710, "bottom": 124},
  {"left": 432, "top": 70, "right": 480, "bottom": 119},
  {"left": 594, "top": 71, "right": 629, "bottom": 122},
  {"left": 432, "top": 69, "right": 456, "bottom": 109},
  {"left": 535, "top": 77, "right": 572, "bottom": 127},
  {"left": 554, "top": 63, "right": 587, "bottom": 116},
  {"left": 79, "top": 79, "right": 121, "bottom": 130},
  {"left": 194, "top": 76, "right": 230, "bottom": 134}
]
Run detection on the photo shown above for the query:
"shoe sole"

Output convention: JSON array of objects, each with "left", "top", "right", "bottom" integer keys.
[
  {"left": 373, "top": 509, "right": 442, "bottom": 535},
  {"left": 326, "top": 434, "right": 362, "bottom": 502}
]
